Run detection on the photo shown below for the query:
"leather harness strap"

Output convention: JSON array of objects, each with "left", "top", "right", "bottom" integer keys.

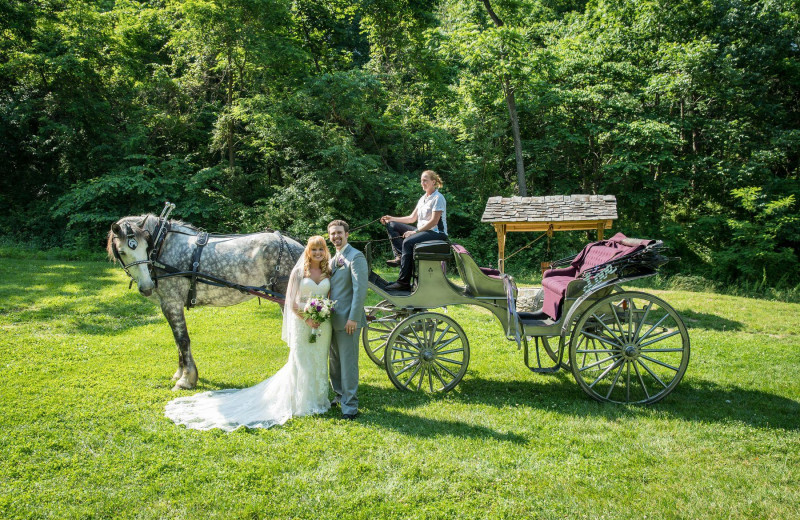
[{"left": 187, "top": 231, "right": 209, "bottom": 308}]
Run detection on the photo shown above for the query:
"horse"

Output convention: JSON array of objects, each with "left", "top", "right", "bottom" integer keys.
[{"left": 107, "top": 214, "right": 304, "bottom": 390}]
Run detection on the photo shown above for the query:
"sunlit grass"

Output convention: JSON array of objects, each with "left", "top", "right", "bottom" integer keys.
[{"left": 1, "top": 257, "right": 798, "bottom": 519}]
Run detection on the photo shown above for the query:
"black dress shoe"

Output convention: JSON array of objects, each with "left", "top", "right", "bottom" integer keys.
[
  {"left": 342, "top": 412, "right": 358, "bottom": 420},
  {"left": 385, "top": 257, "right": 401, "bottom": 267},
  {"left": 385, "top": 281, "right": 410, "bottom": 291}
]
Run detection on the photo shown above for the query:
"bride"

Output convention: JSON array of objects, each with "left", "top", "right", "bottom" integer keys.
[{"left": 164, "top": 236, "right": 333, "bottom": 431}]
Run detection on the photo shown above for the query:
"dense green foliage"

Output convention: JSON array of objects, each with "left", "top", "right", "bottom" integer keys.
[{"left": 2, "top": 0, "right": 799, "bottom": 283}]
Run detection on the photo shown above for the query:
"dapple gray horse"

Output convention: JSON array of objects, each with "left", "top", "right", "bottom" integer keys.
[{"left": 107, "top": 214, "right": 304, "bottom": 390}]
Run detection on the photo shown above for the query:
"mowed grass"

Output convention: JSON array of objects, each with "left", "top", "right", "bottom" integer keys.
[{"left": 1, "top": 257, "right": 798, "bottom": 520}]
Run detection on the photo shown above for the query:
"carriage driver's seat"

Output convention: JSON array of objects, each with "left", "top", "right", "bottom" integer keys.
[{"left": 411, "top": 240, "right": 452, "bottom": 286}]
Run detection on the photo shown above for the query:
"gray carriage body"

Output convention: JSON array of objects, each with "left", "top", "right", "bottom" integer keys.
[{"left": 362, "top": 239, "right": 690, "bottom": 404}]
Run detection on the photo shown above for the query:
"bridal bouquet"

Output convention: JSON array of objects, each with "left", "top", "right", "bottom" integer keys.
[{"left": 302, "top": 297, "right": 336, "bottom": 343}]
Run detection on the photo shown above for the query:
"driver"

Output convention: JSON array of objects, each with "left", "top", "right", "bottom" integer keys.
[{"left": 380, "top": 170, "right": 448, "bottom": 291}]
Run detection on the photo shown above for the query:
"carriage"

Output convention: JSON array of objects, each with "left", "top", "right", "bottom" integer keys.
[
  {"left": 110, "top": 202, "right": 689, "bottom": 402},
  {"left": 361, "top": 235, "right": 690, "bottom": 405}
]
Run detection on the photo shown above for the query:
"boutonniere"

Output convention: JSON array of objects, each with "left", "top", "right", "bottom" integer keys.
[{"left": 335, "top": 255, "right": 346, "bottom": 270}]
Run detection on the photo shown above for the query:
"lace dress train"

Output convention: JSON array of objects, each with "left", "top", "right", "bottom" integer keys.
[{"left": 164, "top": 278, "right": 332, "bottom": 431}]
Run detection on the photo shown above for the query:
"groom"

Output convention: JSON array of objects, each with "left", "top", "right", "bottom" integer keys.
[{"left": 327, "top": 220, "right": 368, "bottom": 420}]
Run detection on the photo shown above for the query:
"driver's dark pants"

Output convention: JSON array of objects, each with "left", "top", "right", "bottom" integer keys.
[
  {"left": 395, "top": 228, "right": 448, "bottom": 284},
  {"left": 385, "top": 221, "right": 415, "bottom": 258}
]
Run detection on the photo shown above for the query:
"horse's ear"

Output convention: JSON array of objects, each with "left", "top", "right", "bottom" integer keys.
[
  {"left": 111, "top": 223, "right": 122, "bottom": 236},
  {"left": 137, "top": 216, "right": 148, "bottom": 229}
]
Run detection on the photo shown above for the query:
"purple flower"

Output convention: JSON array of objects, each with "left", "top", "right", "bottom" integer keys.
[
  {"left": 337, "top": 256, "right": 345, "bottom": 267},
  {"left": 316, "top": 304, "right": 322, "bottom": 311}
]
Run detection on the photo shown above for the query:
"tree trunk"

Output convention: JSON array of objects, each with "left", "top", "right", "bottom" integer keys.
[
  {"left": 503, "top": 77, "right": 526, "bottom": 196},
  {"left": 482, "top": 0, "right": 527, "bottom": 196},
  {"left": 227, "top": 51, "right": 234, "bottom": 170}
]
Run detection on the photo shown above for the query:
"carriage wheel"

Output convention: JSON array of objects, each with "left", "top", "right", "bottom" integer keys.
[
  {"left": 362, "top": 300, "right": 407, "bottom": 367},
  {"left": 385, "top": 312, "right": 469, "bottom": 393},
  {"left": 569, "top": 291, "right": 690, "bottom": 404}
]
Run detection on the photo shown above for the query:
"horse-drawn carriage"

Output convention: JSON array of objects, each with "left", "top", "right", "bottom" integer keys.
[
  {"left": 362, "top": 235, "right": 690, "bottom": 404},
  {"left": 109, "top": 202, "right": 689, "bottom": 404}
]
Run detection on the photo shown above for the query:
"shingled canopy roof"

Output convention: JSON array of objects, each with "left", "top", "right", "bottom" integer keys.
[
  {"left": 481, "top": 194, "right": 617, "bottom": 224},
  {"left": 481, "top": 194, "right": 618, "bottom": 272}
]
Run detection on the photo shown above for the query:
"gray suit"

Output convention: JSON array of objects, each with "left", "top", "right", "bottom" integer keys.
[{"left": 329, "top": 244, "right": 368, "bottom": 415}]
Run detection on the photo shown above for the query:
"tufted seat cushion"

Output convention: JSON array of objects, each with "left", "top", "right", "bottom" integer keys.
[{"left": 540, "top": 233, "right": 651, "bottom": 320}]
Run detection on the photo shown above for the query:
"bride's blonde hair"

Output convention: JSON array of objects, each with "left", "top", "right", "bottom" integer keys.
[{"left": 304, "top": 235, "right": 332, "bottom": 278}]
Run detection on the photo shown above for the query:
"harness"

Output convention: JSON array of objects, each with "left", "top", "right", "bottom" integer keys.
[{"left": 114, "top": 203, "right": 295, "bottom": 309}]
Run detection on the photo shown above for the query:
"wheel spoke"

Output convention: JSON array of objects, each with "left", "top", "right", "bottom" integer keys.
[
  {"left": 636, "top": 359, "right": 668, "bottom": 388},
  {"left": 410, "top": 325, "right": 425, "bottom": 348},
  {"left": 580, "top": 329, "right": 623, "bottom": 349},
  {"left": 403, "top": 362, "right": 422, "bottom": 387},
  {"left": 431, "top": 364, "right": 449, "bottom": 387},
  {"left": 390, "top": 355, "right": 419, "bottom": 364},
  {"left": 632, "top": 302, "right": 653, "bottom": 341},
  {"left": 436, "top": 356, "right": 464, "bottom": 366},
  {"left": 633, "top": 361, "right": 650, "bottom": 400},
  {"left": 433, "top": 359, "right": 458, "bottom": 379},
  {"left": 579, "top": 353, "right": 620, "bottom": 372},
  {"left": 638, "top": 312, "right": 670, "bottom": 343},
  {"left": 591, "top": 313, "right": 626, "bottom": 346},
  {"left": 433, "top": 335, "right": 461, "bottom": 351},
  {"left": 589, "top": 357, "right": 624, "bottom": 388},
  {"left": 415, "top": 364, "right": 425, "bottom": 391},
  {"left": 610, "top": 302, "right": 627, "bottom": 342},
  {"left": 639, "top": 354, "right": 679, "bottom": 372},
  {"left": 436, "top": 347, "right": 465, "bottom": 356},
  {"left": 576, "top": 348, "right": 623, "bottom": 354},
  {"left": 434, "top": 323, "right": 453, "bottom": 345},
  {"left": 627, "top": 299, "right": 635, "bottom": 342},
  {"left": 605, "top": 361, "right": 626, "bottom": 399},
  {"left": 394, "top": 359, "right": 420, "bottom": 377},
  {"left": 391, "top": 346, "right": 421, "bottom": 355},
  {"left": 639, "top": 347, "right": 684, "bottom": 353},
  {"left": 396, "top": 334, "right": 421, "bottom": 350},
  {"left": 639, "top": 329, "right": 681, "bottom": 348},
  {"left": 626, "top": 362, "right": 631, "bottom": 402}
]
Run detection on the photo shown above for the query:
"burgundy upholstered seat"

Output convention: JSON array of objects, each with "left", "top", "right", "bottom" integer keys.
[{"left": 540, "top": 233, "right": 651, "bottom": 320}]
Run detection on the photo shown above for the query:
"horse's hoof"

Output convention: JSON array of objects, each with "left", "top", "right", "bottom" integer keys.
[
  {"left": 172, "top": 379, "right": 195, "bottom": 391},
  {"left": 171, "top": 369, "right": 183, "bottom": 381}
]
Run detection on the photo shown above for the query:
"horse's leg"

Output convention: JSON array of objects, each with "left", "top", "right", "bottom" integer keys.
[{"left": 162, "top": 303, "right": 198, "bottom": 390}]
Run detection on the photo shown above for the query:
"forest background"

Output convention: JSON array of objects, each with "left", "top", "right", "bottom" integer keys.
[{"left": 1, "top": 0, "right": 798, "bottom": 289}]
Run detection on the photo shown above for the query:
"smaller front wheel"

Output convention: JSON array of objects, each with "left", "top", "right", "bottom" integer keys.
[
  {"left": 362, "top": 300, "right": 406, "bottom": 367},
  {"left": 385, "top": 312, "right": 469, "bottom": 393}
]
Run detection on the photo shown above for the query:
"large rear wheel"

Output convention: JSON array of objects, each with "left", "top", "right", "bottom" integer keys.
[{"left": 569, "top": 291, "right": 690, "bottom": 404}]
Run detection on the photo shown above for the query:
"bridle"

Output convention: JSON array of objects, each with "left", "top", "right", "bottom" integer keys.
[{"left": 112, "top": 202, "right": 175, "bottom": 288}]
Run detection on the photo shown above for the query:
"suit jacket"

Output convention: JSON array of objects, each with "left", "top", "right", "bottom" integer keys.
[{"left": 329, "top": 244, "right": 368, "bottom": 331}]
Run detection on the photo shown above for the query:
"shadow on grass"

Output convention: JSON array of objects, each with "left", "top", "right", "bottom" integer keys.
[
  {"left": 0, "top": 258, "right": 163, "bottom": 334},
  {"left": 681, "top": 310, "right": 744, "bottom": 331},
  {"left": 359, "top": 376, "right": 800, "bottom": 432}
]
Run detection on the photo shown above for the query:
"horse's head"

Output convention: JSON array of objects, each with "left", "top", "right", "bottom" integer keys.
[{"left": 107, "top": 215, "right": 156, "bottom": 297}]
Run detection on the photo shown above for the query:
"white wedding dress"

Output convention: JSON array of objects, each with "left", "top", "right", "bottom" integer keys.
[{"left": 164, "top": 277, "right": 332, "bottom": 431}]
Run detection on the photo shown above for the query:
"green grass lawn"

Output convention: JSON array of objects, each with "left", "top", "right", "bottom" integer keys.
[{"left": 1, "top": 257, "right": 798, "bottom": 519}]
